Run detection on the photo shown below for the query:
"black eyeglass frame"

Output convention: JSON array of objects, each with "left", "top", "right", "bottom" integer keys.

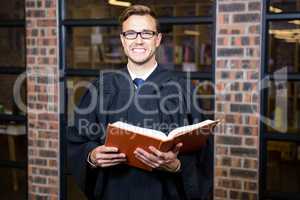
[{"left": 121, "top": 30, "right": 159, "bottom": 40}]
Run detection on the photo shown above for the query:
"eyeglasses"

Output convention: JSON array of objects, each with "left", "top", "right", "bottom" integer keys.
[{"left": 121, "top": 30, "right": 158, "bottom": 40}]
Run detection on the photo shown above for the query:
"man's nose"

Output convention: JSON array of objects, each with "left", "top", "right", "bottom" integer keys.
[{"left": 135, "top": 34, "right": 144, "bottom": 43}]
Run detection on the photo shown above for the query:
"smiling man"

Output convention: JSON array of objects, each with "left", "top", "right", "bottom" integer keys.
[
  {"left": 68, "top": 5, "right": 213, "bottom": 200},
  {"left": 120, "top": 12, "right": 161, "bottom": 74}
]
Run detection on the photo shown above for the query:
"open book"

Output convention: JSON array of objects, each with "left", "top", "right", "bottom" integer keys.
[{"left": 104, "top": 119, "right": 219, "bottom": 171}]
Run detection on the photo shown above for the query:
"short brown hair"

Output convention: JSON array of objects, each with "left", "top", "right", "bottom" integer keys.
[{"left": 119, "top": 5, "right": 160, "bottom": 32}]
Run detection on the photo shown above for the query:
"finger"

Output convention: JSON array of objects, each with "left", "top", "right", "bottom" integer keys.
[
  {"left": 135, "top": 148, "right": 159, "bottom": 163},
  {"left": 172, "top": 143, "right": 183, "bottom": 154},
  {"left": 134, "top": 152, "right": 157, "bottom": 168},
  {"left": 148, "top": 146, "right": 166, "bottom": 159},
  {"left": 97, "top": 158, "right": 127, "bottom": 165},
  {"left": 101, "top": 163, "right": 119, "bottom": 167},
  {"left": 95, "top": 153, "right": 125, "bottom": 160},
  {"left": 135, "top": 149, "right": 164, "bottom": 167},
  {"left": 100, "top": 146, "right": 119, "bottom": 153},
  {"left": 98, "top": 159, "right": 127, "bottom": 165},
  {"left": 101, "top": 161, "right": 125, "bottom": 168},
  {"left": 163, "top": 159, "right": 173, "bottom": 165}
]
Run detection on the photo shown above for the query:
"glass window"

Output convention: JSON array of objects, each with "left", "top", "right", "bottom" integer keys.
[
  {"left": 269, "top": 0, "right": 300, "bottom": 13},
  {"left": 67, "top": 77, "right": 97, "bottom": 127},
  {"left": 0, "top": 0, "right": 24, "bottom": 20},
  {"left": 0, "top": 75, "right": 26, "bottom": 115},
  {"left": 159, "top": 24, "right": 213, "bottom": 72},
  {"left": 268, "top": 20, "right": 300, "bottom": 73},
  {"left": 192, "top": 79, "right": 214, "bottom": 118},
  {"left": 266, "top": 141, "right": 300, "bottom": 193},
  {"left": 0, "top": 75, "right": 26, "bottom": 163},
  {"left": 266, "top": 81, "right": 300, "bottom": 133},
  {"left": 67, "top": 24, "right": 213, "bottom": 72},
  {"left": 0, "top": 130, "right": 26, "bottom": 162},
  {"left": 65, "top": 0, "right": 214, "bottom": 19},
  {"left": 0, "top": 168, "right": 26, "bottom": 198},
  {"left": 0, "top": 28, "right": 25, "bottom": 68},
  {"left": 66, "top": 27, "right": 125, "bottom": 70}
]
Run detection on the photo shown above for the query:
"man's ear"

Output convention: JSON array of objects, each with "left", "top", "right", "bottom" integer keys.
[{"left": 156, "top": 33, "right": 162, "bottom": 47}]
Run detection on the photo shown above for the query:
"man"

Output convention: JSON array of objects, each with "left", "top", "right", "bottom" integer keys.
[{"left": 68, "top": 5, "right": 212, "bottom": 200}]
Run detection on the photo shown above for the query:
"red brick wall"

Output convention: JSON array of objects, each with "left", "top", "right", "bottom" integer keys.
[
  {"left": 26, "top": 0, "right": 60, "bottom": 199},
  {"left": 214, "top": 0, "right": 261, "bottom": 199}
]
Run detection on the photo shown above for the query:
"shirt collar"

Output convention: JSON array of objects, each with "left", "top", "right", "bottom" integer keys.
[{"left": 127, "top": 62, "right": 158, "bottom": 81}]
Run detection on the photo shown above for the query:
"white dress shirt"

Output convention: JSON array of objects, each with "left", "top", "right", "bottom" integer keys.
[{"left": 127, "top": 62, "right": 158, "bottom": 81}]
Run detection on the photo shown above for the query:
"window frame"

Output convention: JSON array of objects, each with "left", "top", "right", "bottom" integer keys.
[
  {"left": 0, "top": 11, "right": 27, "bottom": 200},
  {"left": 260, "top": 1, "right": 300, "bottom": 199}
]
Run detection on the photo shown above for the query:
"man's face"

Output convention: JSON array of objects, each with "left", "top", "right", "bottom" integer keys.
[{"left": 120, "top": 14, "right": 162, "bottom": 65}]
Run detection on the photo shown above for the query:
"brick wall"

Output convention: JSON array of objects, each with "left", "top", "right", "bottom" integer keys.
[
  {"left": 26, "top": 0, "right": 60, "bottom": 199},
  {"left": 214, "top": 0, "right": 261, "bottom": 199}
]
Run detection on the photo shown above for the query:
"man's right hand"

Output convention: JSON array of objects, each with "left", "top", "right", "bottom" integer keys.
[{"left": 89, "top": 145, "right": 127, "bottom": 168}]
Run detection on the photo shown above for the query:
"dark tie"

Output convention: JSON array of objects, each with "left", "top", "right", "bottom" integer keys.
[{"left": 133, "top": 78, "right": 145, "bottom": 88}]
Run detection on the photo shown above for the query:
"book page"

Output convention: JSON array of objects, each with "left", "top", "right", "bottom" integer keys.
[
  {"left": 168, "top": 119, "right": 216, "bottom": 138},
  {"left": 111, "top": 121, "right": 168, "bottom": 141}
]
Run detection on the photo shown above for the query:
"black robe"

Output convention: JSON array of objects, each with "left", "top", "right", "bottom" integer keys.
[{"left": 67, "top": 66, "right": 213, "bottom": 200}]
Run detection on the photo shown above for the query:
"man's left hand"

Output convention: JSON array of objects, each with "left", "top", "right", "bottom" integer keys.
[{"left": 134, "top": 143, "right": 182, "bottom": 172}]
